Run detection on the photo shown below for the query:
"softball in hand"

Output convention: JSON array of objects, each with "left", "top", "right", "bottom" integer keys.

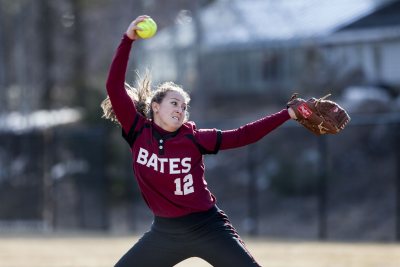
[{"left": 136, "top": 18, "right": 157, "bottom": 39}]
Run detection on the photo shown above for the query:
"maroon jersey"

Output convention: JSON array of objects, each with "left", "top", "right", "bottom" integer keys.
[{"left": 106, "top": 34, "right": 290, "bottom": 217}]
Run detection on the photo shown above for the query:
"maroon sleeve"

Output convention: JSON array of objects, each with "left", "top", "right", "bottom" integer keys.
[
  {"left": 194, "top": 128, "right": 221, "bottom": 154},
  {"left": 219, "top": 109, "right": 290, "bottom": 150},
  {"left": 105, "top": 34, "right": 137, "bottom": 134}
]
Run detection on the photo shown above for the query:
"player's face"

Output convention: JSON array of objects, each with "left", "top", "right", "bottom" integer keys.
[{"left": 153, "top": 91, "right": 187, "bottom": 132}]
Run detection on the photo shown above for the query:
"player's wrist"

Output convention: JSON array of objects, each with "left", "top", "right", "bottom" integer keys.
[{"left": 287, "top": 107, "right": 297, "bottom": 120}]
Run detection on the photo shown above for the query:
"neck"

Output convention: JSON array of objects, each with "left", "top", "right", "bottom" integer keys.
[{"left": 152, "top": 120, "right": 178, "bottom": 134}]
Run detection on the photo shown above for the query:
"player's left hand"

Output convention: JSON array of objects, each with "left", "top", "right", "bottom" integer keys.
[{"left": 287, "top": 93, "right": 350, "bottom": 135}]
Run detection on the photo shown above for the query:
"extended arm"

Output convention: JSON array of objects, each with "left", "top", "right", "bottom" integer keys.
[
  {"left": 105, "top": 16, "right": 149, "bottom": 134},
  {"left": 219, "top": 109, "right": 291, "bottom": 150}
]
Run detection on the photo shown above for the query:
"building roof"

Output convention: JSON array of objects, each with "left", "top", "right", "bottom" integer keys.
[
  {"left": 144, "top": 0, "right": 397, "bottom": 50},
  {"left": 201, "top": 0, "right": 395, "bottom": 45},
  {"left": 0, "top": 108, "right": 82, "bottom": 133}
]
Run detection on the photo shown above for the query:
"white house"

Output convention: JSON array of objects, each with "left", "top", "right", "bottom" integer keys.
[{"left": 137, "top": 0, "right": 400, "bottom": 100}]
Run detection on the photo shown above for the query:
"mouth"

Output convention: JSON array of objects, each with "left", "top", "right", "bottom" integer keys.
[{"left": 172, "top": 116, "right": 180, "bottom": 121}]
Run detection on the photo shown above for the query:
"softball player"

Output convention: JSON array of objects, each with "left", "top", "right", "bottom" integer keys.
[{"left": 103, "top": 15, "right": 296, "bottom": 267}]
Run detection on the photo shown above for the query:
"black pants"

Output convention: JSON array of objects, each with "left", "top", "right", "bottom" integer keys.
[{"left": 115, "top": 206, "right": 261, "bottom": 267}]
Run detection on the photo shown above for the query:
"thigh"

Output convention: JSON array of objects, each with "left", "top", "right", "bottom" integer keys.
[
  {"left": 114, "top": 230, "right": 188, "bottom": 267},
  {"left": 199, "top": 233, "right": 260, "bottom": 267},
  {"left": 194, "top": 212, "right": 261, "bottom": 267}
]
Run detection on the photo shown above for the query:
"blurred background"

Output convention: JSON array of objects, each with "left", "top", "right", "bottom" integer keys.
[{"left": 0, "top": 0, "right": 400, "bottom": 242}]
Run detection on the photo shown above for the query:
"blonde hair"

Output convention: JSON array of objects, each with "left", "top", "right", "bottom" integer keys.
[{"left": 101, "top": 71, "right": 191, "bottom": 126}]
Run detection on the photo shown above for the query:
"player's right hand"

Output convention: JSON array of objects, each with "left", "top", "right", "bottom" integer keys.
[{"left": 126, "top": 15, "right": 150, "bottom": 40}]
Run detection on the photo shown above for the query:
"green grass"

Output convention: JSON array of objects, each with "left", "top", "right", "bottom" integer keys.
[{"left": 0, "top": 234, "right": 399, "bottom": 267}]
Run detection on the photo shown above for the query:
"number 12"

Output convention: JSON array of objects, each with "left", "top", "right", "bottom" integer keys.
[{"left": 174, "top": 174, "right": 194, "bottom": 195}]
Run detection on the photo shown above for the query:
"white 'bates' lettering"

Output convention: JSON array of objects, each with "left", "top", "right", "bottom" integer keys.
[{"left": 136, "top": 147, "right": 191, "bottom": 174}]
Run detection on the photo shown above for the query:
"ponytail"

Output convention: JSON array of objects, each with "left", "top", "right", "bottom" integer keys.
[{"left": 101, "top": 70, "right": 153, "bottom": 126}]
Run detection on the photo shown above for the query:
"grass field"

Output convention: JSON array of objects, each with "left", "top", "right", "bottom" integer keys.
[{"left": 0, "top": 234, "right": 399, "bottom": 267}]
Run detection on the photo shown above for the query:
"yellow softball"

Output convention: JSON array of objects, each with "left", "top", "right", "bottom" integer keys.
[{"left": 136, "top": 18, "right": 157, "bottom": 39}]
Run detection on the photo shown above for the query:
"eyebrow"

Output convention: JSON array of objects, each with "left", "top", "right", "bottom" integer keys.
[{"left": 170, "top": 97, "right": 186, "bottom": 104}]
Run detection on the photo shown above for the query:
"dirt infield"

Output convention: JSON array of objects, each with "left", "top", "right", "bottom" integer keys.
[{"left": 0, "top": 234, "right": 399, "bottom": 267}]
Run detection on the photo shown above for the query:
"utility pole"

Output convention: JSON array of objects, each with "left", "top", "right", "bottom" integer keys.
[
  {"left": 318, "top": 136, "right": 328, "bottom": 240},
  {"left": 396, "top": 122, "right": 400, "bottom": 241}
]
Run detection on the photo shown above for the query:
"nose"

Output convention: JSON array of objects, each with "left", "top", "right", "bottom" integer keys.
[{"left": 175, "top": 107, "right": 183, "bottom": 114}]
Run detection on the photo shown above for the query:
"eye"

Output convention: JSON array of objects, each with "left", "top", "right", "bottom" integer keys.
[{"left": 171, "top": 101, "right": 177, "bottom": 106}]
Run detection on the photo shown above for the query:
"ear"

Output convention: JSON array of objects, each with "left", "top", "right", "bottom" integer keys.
[{"left": 152, "top": 102, "right": 160, "bottom": 113}]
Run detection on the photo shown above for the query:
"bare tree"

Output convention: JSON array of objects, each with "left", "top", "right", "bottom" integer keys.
[
  {"left": 0, "top": 2, "right": 6, "bottom": 112},
  {"left": 70, "top": 0, "right": 86, "bottom": 107},
  {"left": 38, "top": 0, "right": 54, "bottom": 109}
]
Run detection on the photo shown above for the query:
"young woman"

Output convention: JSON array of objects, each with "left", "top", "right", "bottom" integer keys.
[{"left": 103, "top": 15, "right": 296, "bottom": 267}]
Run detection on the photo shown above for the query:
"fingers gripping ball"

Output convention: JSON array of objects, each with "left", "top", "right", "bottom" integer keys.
[
  {"left": 136, "top": 18, "right": 157, "bottom": 39},
  {"left": 287, "top": 93, "right": 351, "bottom": 135}
]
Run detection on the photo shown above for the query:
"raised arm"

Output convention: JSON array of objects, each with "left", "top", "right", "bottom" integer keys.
[
  {"left": 105, "top": 15, "right": 149, "bottom": 133},
  {"left": 220, "top": 109, "right": 292, "bottom": 150}
]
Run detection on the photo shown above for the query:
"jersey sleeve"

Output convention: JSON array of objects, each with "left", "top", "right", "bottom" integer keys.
[
  {"left": 186, "top": 122, "right": 222, "bottom": 154},
  {"left": 105, "top": 34, "right": 139, "bottom": 135},
  {"left": 193, "top": 128, "right": 222, "bottom": 154},
  {"left": 219, "top": 109, "right": 290, "bottom": 150}
]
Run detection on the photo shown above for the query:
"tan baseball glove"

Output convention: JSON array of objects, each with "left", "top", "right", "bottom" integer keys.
[{"left": 287, "top": 93, "right": 350, "bottom": 135}]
